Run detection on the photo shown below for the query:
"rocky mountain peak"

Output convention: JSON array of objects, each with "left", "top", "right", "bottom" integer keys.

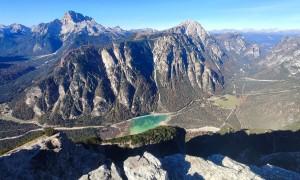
[
  {"left": 112, "top": 26, "right": 122, "bottom": 30},
  {"left": 0, "top": 23, "right": 30, "bottom": 35},
  {"left": 31, "top": 19, "right": 62, "bottom": 35},
  {"left": 10, "top": 23, "right": 31, "bottom": 34},
  {"left": 61, "top": 11, "right": 93, "bottom": 24},
  {"left": 60, "top": 11, "right": 107, "bottom": 39},
  {"left": 261, "top": 36, "right": 300, "bottom": 77},
  {"left": 165, "top": 20, "right": 211, "bottom": 47},
  {"left": 107, "top": 26, "right": 124, "bottom": 33},
  {"left": 214, "top": 32, "right": 261, "bottom": 61},
  {"left": 180, "top": 20, "right": 202, "bottom": 28},
  {"left": 170, "top": 20, "right": 205, "bottom": 35}
]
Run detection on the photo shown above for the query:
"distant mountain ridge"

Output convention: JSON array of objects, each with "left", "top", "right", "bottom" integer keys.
[
  {"left": 214, "top": 33, "right": 260, "bottom": 62},
  {"left": 211, "top": 29, "right": 300, "bottom": 51},
  {"left": 0, "top": 24, "right": 30, "bottom": 35},
  {"left": 211, "top": 28, "right": 300, "bottom": 34},
  {"left": 0, "top": 11, "right": 159, "bottom": 104},
  {"left": 0, "top": 11, "right": 155, "bottom": 57},
  {"left": 259, "top": 37, "right": 300, "bottom": 78}
]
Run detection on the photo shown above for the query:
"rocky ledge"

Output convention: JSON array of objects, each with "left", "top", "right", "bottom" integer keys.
[
  {"left": 0, "top": 133, "right": 299, "bottom": 179},
  {"left": 106, "top": 152, "right": 299, "bottom": 180}
]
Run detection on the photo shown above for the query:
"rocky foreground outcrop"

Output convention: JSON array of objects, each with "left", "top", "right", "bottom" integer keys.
[
  {"left": 0, "top": 133, "right": 108, "bottom": 179},
  {"left": 114, "top": 152, "right": 299, "bottom": 180},
  {"left": 1, "top": 133, "right": 299, "bottom": 180}
]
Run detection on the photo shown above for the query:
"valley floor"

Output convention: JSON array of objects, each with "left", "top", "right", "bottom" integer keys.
[{"left": 1, "top": 75, "right": 300, "bottom": 156}]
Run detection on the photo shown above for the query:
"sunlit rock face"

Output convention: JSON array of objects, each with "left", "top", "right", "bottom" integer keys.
[
  {"left": 85, "top": 152, "right": 300, "bottom": 180},
  {"left": 260, "top": 37, "right": 300, "bottom": 77},
  {"left": 0, "top": 11, "right": 131, "bottom": 57},
  {"left": 0, "top": 133, "right": 108, "bottom": 179},
  {"left": 1, "top": 134, "right": 299, "bottom": 180},
  {"left": 214, "top": 33, "right": 261, "bottom": 62},
  {"left": 14, "top": 19, "right": 228, "bottom": 125}
]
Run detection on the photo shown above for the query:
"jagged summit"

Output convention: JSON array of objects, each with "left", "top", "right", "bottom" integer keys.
[
  {"left": 174, "top": 20, "right": 204, "bottom": 32},
  {"left": 60, "top": 10, "right": 107, "bottom": 38},
  {"left": 214, "top": 32, "right": 261, "bottom": 61},
  {"left": 179, "top": 20, "right": 201, "bottom": 26},
  {"left": 9, "top": 24, "right": 30, "bottom": 34},
  {"left": 163, "top": 19, "right": 224, "bottom": 67},
  {"left": 180, "top": 20, "right": 207, "bottom": 37},
  {"left": 0, "top": 10, "right": 133, "bottom": 57},
  {"left": 166, "top": 20, "right": 201, "bottom": 33},
  {"left": 0, "top": 23, "right": 30, "bottom": 35},
  {"left": 261, "top": 36, "right": 300, "bottom": 76},
  {"left": 165, "top": 20, "right": 210, "bottom": 44},
  {"left": 107, "top": 26, "right": 124, "bottom": 32},
  {"left": 61, "top": 10, "right": 93, "bottom": 24}
]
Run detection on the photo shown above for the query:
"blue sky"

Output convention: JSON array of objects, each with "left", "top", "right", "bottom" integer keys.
[{"left": 1, "top": 0, "right": 300, "bottom": 30}]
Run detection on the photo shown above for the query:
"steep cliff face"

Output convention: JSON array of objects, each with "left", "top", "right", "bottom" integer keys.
[
  {"left": 165, "top": 20, "right": 225, "bottom": 64},
  {"left": 152, "top": 34, "right": 223, "bottom": 111},
  {"left": 154, "top": 21, "right": 225, "bottom": 110},
  {"left": 14, "top": 20, "right": 226, "bottom": 124},
  {"left": 260, "top": 37, "right": 300, "bottom": 78},
  {"left": 23, "top": 43, "right": 158, "bottom": 125},
  {"left": 0, "top": 133, "right": 109, "bottom": 179},
  {"left": 215, "top": 33, "right": 260, "bottom": 62}
]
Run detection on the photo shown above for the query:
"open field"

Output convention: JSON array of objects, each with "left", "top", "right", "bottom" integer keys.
[{"left": 210, "top": 95, "right": 241, "bottom": 109}]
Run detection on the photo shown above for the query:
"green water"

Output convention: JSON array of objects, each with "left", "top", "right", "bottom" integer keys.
[{"left": 129, "top": 115, "right": 169, "bottom": 135}]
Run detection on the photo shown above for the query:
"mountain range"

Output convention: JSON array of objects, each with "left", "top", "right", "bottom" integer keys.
[
  {"left": 1, "top": 10, "right": 300, "bottom": 179},
  {"left": 260, "top": 37, "right": 300, "bottom": 78},
  {"left": 211, "top": 29, "right": 300, "bottom": 51},
  {"left": 2, "top": 11, "right": 229, "bottom": 126},
  {"left": 0, "top": 11, "right": 134, "bottom": 57},
  {"left": 1, "top": 10, "right": 300, "bottom": 129}
]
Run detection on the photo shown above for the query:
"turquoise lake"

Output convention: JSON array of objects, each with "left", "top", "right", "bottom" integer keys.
[{"left": 129, "top": 115, "right": 170, "bottom": 135}]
